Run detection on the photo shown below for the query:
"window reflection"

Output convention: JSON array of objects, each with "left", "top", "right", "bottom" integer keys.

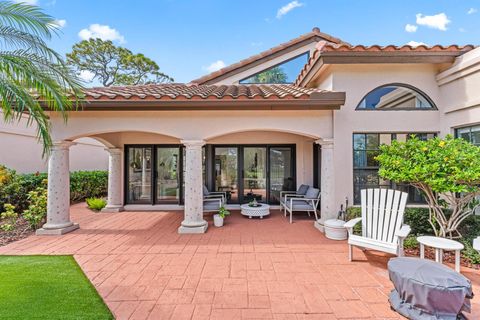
[
  {"left": 239, "top": 53, "right": 309, "bottom": 84},
  {"left": 357, "top": 85, "right": 435, "bottom": 110}
]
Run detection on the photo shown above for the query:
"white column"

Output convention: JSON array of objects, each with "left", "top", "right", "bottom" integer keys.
[
  {"left": 36, "top": 141, "right": 79, "bottom": 235},
  {"left": 102, "top": 148, "right": 124, "bottom": 212},
  {"left": 314, "top": 138, "right": 335, "bottom": 233},
  {"left": 178, "top": 140, "right": 208, "bottom": 234}
]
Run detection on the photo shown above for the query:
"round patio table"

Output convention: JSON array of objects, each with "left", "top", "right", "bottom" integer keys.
[
  {"left": 417, "top": 235, "right": 464, "bottom": 272},
  {"left": 240, "top": 203, "right": 270, "bottom": 219}
]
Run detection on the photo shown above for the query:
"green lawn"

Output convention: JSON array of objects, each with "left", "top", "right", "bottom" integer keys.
[{"left": 0, "top": 255, "right": 113, "bottom": 320}]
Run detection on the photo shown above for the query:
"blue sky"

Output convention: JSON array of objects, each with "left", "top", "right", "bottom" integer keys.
[{"left": 24, "top": 0, "right": 480, "bottom": 84}]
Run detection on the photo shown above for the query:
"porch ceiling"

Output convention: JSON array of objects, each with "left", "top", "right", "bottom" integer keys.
[{"left": 72, "top": 84, "right": 345, "bottom": 111}]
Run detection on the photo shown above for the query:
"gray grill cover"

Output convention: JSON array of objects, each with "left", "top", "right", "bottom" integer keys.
[{"left": 388, "top": 257, "right": 473, "bottom": 320}]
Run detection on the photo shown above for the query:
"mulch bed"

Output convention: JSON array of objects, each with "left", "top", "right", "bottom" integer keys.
[
  {"left": 0, "top": 218, "right": 34, "bottom": 247},
  {"left": 405, "top": 246, "right": 480, "bottom": 270}
]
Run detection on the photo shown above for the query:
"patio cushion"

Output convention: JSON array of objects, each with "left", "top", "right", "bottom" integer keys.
[
  {"left": 203, "top": 200, "right": 221, "bottom": 211},
  {"left": 285, "top": 199, "right": 314, "bottom": 210},
  {"left": 305, "top": 187, "right": 320, "bottom": 199},
  {"left": 203, "top": 185, "right": 210, "bottom": 197},
  {"left": 297, "top": 184, "right": 309, "bottom": 195}
]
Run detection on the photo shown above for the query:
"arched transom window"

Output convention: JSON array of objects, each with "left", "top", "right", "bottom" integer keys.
[{"left": 356, "top": 84, "right": 436, "bottom": 110}]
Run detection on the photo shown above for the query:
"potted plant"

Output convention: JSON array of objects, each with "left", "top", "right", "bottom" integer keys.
[{"left": 213, "top": 206, "right": 230, "bottom": 227}]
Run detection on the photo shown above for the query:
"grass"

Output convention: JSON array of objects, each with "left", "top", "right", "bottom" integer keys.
[{"left": 0, "top": 255, "right": 113, "bottom": 320}]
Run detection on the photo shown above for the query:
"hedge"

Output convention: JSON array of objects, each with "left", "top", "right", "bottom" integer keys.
[{"left": 0, "top": 166, "right": 108, "bottom": 214}]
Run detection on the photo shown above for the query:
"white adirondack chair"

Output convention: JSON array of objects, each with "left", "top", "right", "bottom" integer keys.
[{"left": 344, "top": 188, "right": 411, "bottom": 261}]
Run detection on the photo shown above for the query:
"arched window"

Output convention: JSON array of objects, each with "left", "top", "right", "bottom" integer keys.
[{"left": 356, "top": 84, "right": 436, "bottom": 110}]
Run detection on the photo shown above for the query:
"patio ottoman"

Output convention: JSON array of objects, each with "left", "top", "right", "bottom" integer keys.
[{"left": 388, "top": 257, "right": 473, "bottom": 320}]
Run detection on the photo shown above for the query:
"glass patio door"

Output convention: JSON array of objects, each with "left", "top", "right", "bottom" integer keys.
[
  {"left": 243, "top": 147, "right": 267, "bottom": 203},
  {"left": 127, "top": 146, "right": 152, "bottom": 204},
  {"left": 269, "top": 147, "right": 294, "bottom": 203},
  {"left": 155, "top": 147, "right": 180, "bottom": 203},
  {"left": 214, "top": 147, "right": 239, "bottom": 203}
]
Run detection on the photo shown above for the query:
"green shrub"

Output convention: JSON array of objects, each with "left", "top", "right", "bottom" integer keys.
[
  {"left": 86, "top": 198, "right": 107, "bottom": 211},
  {"left": 22, "top": 187, "right": 47, "bottom": 230},
  {"left": 0, "top": 204, "right": 18, "bottom": 232},
  {"left": 70, "top": 171, "right": 108, "bottom": 202},
  {"left": 403, "top": 235, "right": 419, "bottom": 249},
  {"left": 404, "top": 208, "right": 433, "bottom": 235}
]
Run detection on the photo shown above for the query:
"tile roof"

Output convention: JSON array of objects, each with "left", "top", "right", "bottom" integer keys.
[
  {"left": 190, "top": 28, "right": 347, "bottom": 85},
  {"left": 294, "top": 42, "right": 476, "bottom": 86},
  {"left": 83, "top": 83, "right": 324, "bottom": 100},
  {"left": 76, "top": 83, "right": 346, "bottom": 111}
]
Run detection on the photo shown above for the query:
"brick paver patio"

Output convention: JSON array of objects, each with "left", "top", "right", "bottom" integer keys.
[{"left": 1, "top": 203, "right": 479, "bottom": 319}]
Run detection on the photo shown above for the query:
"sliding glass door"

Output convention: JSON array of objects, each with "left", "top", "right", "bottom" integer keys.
[
  {"left": 126, "top": 145, "right": 182, "bottom": 205},
  {"left": 156, "top": 147, "right": 180, "bottom": 203},
  {"left": 213, "top": 145, "right": 295, "bottom": 205},
  {"left": 127, "top": 147, "right": 152, "bottom": 204},
  {"left": 243, "top": 147, "right": 267, "bottom": 203},
  {"left": 214, "top": 147, "right": 239, "bottom": 203},
  {"left": 269, "top": 147, "right": 294, "bottom": 203}
]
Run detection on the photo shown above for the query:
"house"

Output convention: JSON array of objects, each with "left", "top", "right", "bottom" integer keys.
[{"left": 35, "top": 27, "right": 480, "bottom": 235}]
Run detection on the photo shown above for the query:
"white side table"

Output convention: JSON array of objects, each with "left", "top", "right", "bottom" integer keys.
[
  {"left": 240, "top": 203, "right": 270, "bottom": 219},
  {"left": 417, "top": 236, "right": 464, "bottom": 272}
]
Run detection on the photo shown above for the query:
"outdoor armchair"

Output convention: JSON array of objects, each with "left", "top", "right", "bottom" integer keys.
[
  {"left": 284, "top": 187, "right": 320, "bottom": 223},
  {"left": 345, "top": 188, "right": 410, "bottom": 261},
  {"left": 203, "top": 185, "right": 227, "bottom": 205},
  {"left": 280, "top": 184, "right": 310, "bottom": 214}
]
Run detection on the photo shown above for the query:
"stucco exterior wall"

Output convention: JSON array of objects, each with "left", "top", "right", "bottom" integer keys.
[
  {"left": 0, "top": 114, "right": 108, "bottom": 173},
  {"left": 326, "top": 64, "right": 443, "bottom": 207},
  {"left": 437, "top": 47, "right": 480, "bottom": 135}
]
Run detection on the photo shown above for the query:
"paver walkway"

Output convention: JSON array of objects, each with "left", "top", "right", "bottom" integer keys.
[{"left": 1, "top": 203, "right": 479, "bottom": 319}]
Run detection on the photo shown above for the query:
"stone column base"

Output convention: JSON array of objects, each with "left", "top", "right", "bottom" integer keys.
[
  {"left": 101, "top": 206, "right": 124, "bottom": 213},
  {"left": 314, "top": 220, "right": 325, "bottom": 233},
  {"left": 36, "top": 223, "right": 79, "bottom": 235},
  {"left": 178, "top": 221, "right": 208, "bottom": 234}
]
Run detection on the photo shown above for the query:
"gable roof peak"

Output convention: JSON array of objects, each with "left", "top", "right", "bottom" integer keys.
[{"left": 190, "top": 28, "right": 346, "bottom": 85}]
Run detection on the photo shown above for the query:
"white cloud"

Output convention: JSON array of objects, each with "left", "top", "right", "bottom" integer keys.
[
  {"left": 203, "top": 60, "right": 226, "bottom": 73},
  {"left": 415, "top": 13, "right": 451, "bottom": 31},
  {"left": 468, "top": 8, "right": 477, "bottom": 14},
  {"left": 53, "top": 19, "right": 66, "bottom": 29},
  {"left": 78, "top": 70, "right": 95, "bottom": 82},
  {"left": 276, "top": 1, "right": 304, "bottom": 19},
  {"left": 405, "top": 24, "right": 418, "bottom": 33},
  {"left": 407, "top": 40, "right": 428, "bottom": 47},
  {"left": 459, "top": 27, "right": 467, "bottom": 33},
  {"left": 78, "top": 24, "right": 125, "bottom": 43},
  {"left": 12, "top": 0, "right": 38, "bottom": 5}
]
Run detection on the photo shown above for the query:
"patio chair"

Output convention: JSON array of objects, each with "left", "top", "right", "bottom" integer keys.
[
  {"left": 203, "top": 197, "right": 223, "bottom": 212},
  {"left": 284, "top": 187, "right": 320, "bottom": 223},
  {"left": 280, "top": 184, "right": 310, "bottom": 214},
  {"left": 203, "top": 186, "right": 227, "bottom": 205},
  {"left": 344, "top": 188, "right": 411, "bottom": 261}
]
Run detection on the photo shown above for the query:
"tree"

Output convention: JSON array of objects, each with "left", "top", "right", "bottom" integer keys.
[
  {"left": 251, "top": 66, "right": 288, "bottom": 83},
  {"left": 376, "top": 135, "right": 480, "bottom": 238},
  {"left": 0, "top": 1, "right": 83, "bottom": 155},
  {"left": 66, "top": 38, "right": 174, "bottom": 86}
]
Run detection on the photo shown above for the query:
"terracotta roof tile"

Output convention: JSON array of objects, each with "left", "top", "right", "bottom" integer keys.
[
  {"left": 190, "top": 28, "right": 347, "bottom": 85},
  {"left": 83, "top": 83, "right": 327, "bottom": 101},
  {"left": 294, "top": 42, "right": 476, "bottom": 86}
]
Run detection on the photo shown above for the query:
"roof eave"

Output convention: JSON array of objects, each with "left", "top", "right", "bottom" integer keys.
[
  {"left": 56, "top": 94, "right": 345, "bottom": 111},
  {"left": 297, "top": 51, "right": 465, "bottom": 86}
]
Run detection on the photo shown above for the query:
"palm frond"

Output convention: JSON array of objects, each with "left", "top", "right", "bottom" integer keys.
[{"left": 0, "top": 2, "right": 55, "bottom": 38}]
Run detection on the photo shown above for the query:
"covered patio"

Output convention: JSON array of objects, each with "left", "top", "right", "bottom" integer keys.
[{"left": 2, "top": 203, "right": 479, "bottom": 319}]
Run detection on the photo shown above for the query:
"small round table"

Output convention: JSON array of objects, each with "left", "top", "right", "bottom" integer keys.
[
  {"left": 417, "top": 236, "right": 464, "bottom": 272},
  {"left": 240, "top": 203, "right": 270, "bottom": 219}
]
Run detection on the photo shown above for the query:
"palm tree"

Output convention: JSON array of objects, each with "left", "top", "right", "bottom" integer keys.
[{"left": 0, "top": 1, "right": 83, "bottom": 155}]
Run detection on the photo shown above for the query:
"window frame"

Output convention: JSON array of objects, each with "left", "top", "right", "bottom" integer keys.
[
  {"left": 352, "top": 132, "right": 437, "bottom": 205},
  {"left": 239, "top": 52, "right": 310, "bottom": 85},
  {"left": 355, "top": 83, "right": 438, "bottom": 111},
  {"left": 455, "top": 124, "right": 480, "bottom": 146}
]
